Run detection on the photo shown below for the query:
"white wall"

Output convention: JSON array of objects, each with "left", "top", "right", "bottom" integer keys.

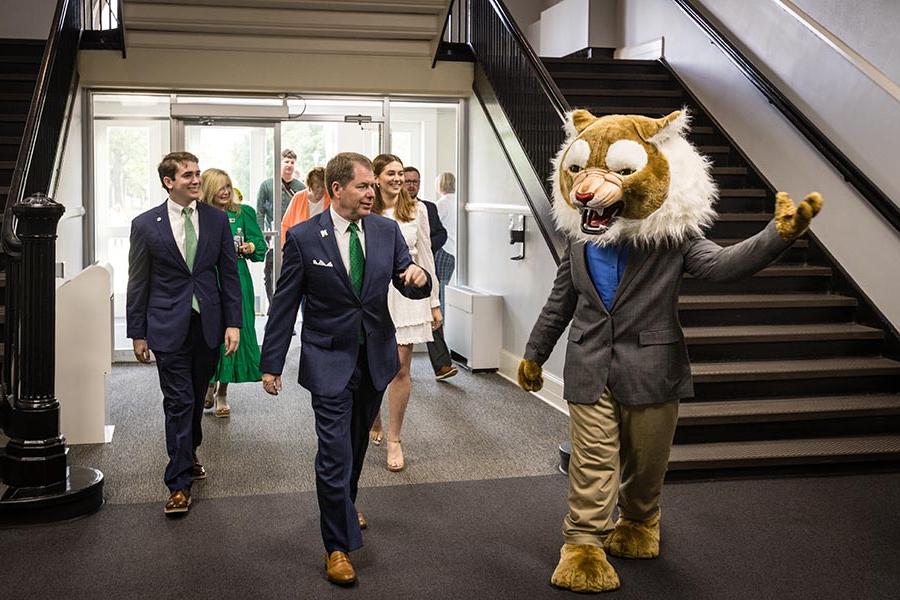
[
  {"left": 55, "top": 86, "right": 83, "bottom": 277},
  {"left": 466, "top": 96, "right": 568, "bottom": 409},
  {"left": 690, "top": 0, "right": 900, "bottom": 208},
  {"left": 621, "top": 0, "right": 900, "bottom": 330},
  {"left": 0, "top": 0, "right": 55, "bottom": 39},
  {"left": 791, "top": 0, "right": 900, "bottom": 84}
]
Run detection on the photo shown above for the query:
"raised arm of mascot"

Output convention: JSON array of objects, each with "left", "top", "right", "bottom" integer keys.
[{"left": 517, "top": 109, "right": 822, "bottom": 593}]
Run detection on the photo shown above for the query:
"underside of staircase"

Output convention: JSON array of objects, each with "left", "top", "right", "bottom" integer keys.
[
  {"left": 539, "top": 56, "right": 900, "bottom": 476},
  {"left": 0, "top": 38, "right": 44, "bottom": 381}
]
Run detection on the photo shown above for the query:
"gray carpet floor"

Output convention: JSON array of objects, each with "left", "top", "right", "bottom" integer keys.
[
  {"left": 4, "top": 473, "right": 899, "bottom": 599},
  {"left": 68, "top": 348, "right": 569, "bottom": 505}
]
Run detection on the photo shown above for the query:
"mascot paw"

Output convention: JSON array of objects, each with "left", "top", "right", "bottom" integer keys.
[
  {"left": 550, "top": 543, "right": 620, "bottom": 593},
  {"left": 604, "top": 512, "right": 661, "bottom": 559},
  {"left": 774, "top": 191, "right": 823, "bottom": 241},
  {"left": 517, "top": 359, "right": 544, "bottom": 392}
]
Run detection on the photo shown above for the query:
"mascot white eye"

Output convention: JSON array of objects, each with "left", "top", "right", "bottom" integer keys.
[
  {"left": 562, "top": 139, "right": 590, "bottom": 174},
  {"left": 605, "top": 140, "right": 648, "bottom": 176}
]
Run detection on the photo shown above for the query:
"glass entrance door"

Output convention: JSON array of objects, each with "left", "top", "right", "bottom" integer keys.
[{"left": 183, "top": 122, "right": 275, "bottom": 329}]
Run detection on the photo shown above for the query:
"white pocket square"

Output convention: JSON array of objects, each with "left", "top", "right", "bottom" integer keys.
[{"left": 312, "top": 259, "right": 334, "bottom": 267}]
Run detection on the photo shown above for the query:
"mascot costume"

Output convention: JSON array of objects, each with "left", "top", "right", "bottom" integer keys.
[{"left": 518, "top": 109, "right": 822, "bottom": 592}]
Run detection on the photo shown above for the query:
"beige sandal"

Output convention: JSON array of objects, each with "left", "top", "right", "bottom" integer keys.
[
  {"left": 214, "top": 394, "right": 230, "bottom": 418},
  {"left": 386, "top": 439, "right": 404, "bottom": 472}
]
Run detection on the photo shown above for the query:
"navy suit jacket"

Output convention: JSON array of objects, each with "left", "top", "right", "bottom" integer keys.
[
  {"left": 259, "top": 210, "right": 432, "bottom": 397},
  {"left": 419, "top": 199, "right": 447, "bottom": 255},
  {"left": 126, "top": 200, "right": 242, "bottom": 353}
]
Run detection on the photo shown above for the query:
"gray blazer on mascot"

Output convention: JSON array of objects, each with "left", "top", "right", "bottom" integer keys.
[{"left": 518, "top": 108, "right": 822, "bottom": 594}]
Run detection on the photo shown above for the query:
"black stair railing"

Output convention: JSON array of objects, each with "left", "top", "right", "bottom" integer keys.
[
  {"left": 81, "top": 0, "right": 127, "bottom": 57},
  {"left": 0, "top": 0, "right": 105, "bottom": 524},
  {"left": 2, "top": 0, "right": 82, "bottom": 397},
  {"left": 442, "top": 0, "right": 569, "bottom": 262}
]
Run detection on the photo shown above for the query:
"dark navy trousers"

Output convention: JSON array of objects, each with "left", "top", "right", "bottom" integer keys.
[
  {"left": 154, "top": 312, "right": 219, "bottom": 492},
  {"left": 311, "top": 345, "right": 384, "bottom": 553}
]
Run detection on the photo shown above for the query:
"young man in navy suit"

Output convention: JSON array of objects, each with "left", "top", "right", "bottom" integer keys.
[
  {"left": 126, "top": 152, "right": 242, "bottom": 515},
  {"left": 259, "top": 152, "right": 431, "bottom": 586}
]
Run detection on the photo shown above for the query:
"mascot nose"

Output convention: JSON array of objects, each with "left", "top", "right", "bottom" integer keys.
[{"left": 575, "top": 191, "right": 595, "bottom": 203}]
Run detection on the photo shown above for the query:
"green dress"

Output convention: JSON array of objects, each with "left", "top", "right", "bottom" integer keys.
[{"left": 212, "top": 205, "right": 267, "bottom": 383}]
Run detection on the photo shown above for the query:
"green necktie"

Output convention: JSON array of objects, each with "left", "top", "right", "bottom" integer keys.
[
  {"left": 348, "top": 221, "right": 365, "bottom": 297},
  {"left": 183, "top": 206, "right": 200, "bottom": 312}
]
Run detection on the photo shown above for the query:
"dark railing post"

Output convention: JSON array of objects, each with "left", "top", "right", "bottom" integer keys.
[
  {"left": 0, "top": 193, "right": 104, "bottom": 525},
  {"left": 3, "top": 193, "right": 66, "bottom": 488}
]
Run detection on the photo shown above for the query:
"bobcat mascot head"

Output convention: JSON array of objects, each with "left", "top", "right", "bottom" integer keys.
[{"left": 551, "top": 108, "right": 716, "bottom": 246}]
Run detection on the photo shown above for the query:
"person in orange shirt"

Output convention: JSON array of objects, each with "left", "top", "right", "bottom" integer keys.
[{"left": 281, "top": 166, "right": 329, "bottom": 245}]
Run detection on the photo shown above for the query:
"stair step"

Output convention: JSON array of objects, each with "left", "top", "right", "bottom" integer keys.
[
  {"left": 698, "top": 145, "right": 731, "bottom": 154},
  {"left": 668, "top": 435, "right": 900, "bottom": 470},
  {"left": 691, "top": 356, "right": 900, "bottom": 383},
  {"left": 710, "top": 167, "right": 747, "bottom": 176},
  {"left": 543, "top": 57, "right": 661, "bottom": 66},
  {"left": 558, "top": 88, "right": 683, "bottom": 97},
  {"left": 550, "top": 71, "right": 671, "bottom": 81},
  {"left": 714, "top": 238, "right": 808, "bottom": 248},
  {"left": 679, "top": 394, "right": 900, "bottom": 425},
  {"left": 718, "top": 188, "right": 768, "bottom": 197},
  {"left": 0, "top": 160, "right": 15, "bottom": 169},
  {"left": 0, "top": 55, "right": 41, "bottom": 64},
  {"left": 0, "top": 92, "right": 32, "bottom": 101},
  {"left": 678, "top": 293, "right": 855, "bottom": 310},
  {"left": 684, "top": 323, "right": 883, "bottom": 344},
  {"left": 683, "top": 264, "right": 831, "bottom": 279},
  {"left": 581, "top": 105, "right": 685, "bottom": 116},
  {"left": 0, "top": 114, "right": 27, "bottom": 122},
  {"left": 0, "top": 73, "right": 37, "bottom": 81}
]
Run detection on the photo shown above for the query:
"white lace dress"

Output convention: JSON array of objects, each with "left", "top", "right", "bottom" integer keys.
[{"left": 384, "top": 203, "right": 441, "bottom": 345}]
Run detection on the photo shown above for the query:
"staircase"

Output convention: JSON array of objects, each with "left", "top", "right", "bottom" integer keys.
[
  {"left": 0, "top": 38, "right": 44, "bottom": 380},
  {"left": 541, "top": 56, "right": 900, "bottom": 474}
]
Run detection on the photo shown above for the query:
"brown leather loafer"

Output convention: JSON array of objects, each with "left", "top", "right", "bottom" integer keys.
[
  {"left": 357, "top": 511, "right": 367, "bottom": 530},
  {"left": 435, "top": 365, "right": 458, "bottom": 381},
  {"left": 164, "top": 489, "right": 191, "bottom": 515},
  {"left": 324, "top": 551, "right": 357, "bottom": 585},
  {"left": 192, "top": 460, "right": 207, "bottom": 480}
]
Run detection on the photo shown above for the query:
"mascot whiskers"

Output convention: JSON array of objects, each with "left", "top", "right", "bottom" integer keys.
[{"left": 519, "top": 109, "right": 822, "bottom": 593}]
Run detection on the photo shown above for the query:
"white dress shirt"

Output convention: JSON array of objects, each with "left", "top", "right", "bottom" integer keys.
[
  {"left": 167, "top": 198, "right": 199, "bottom": 262},
  {"left": 436, "top": 193, "right": 456, "bottom": 257},
  {"left": 329, "top": 206, "right": 366, "bottom": 276}
]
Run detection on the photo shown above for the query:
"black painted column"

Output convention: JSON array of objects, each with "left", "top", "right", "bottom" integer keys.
[{"left": 2, "top": 193, "right": 67, "bottom": 488}]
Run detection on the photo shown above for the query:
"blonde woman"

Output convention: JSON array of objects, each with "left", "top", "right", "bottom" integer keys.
[
  {"left": 200, "top": 169, "right": 267, "bottom": 417},
  {"left": 368, "top": 154, "right": 441, "bottom": 471}
]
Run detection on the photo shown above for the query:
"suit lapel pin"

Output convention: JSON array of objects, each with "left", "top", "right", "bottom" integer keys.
[
  {"left": 156, "top": 216, "right": 162, "bottom": 222},
  {"left": 320, "top": 229, "right": 328, "bottom": 238}
]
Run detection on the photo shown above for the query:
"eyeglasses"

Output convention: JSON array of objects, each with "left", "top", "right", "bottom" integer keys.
[{"left": 405, "top": 180, "right": 420, "bottom": 185}]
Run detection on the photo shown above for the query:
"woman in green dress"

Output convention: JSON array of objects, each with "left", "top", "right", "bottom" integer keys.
[{"left": 200, "top": 168, "right": 267, "bottom": 417}]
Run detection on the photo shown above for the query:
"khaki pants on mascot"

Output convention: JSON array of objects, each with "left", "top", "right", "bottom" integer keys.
[{"left": 518, "top": 109, "right": 822, "bottom": 593}]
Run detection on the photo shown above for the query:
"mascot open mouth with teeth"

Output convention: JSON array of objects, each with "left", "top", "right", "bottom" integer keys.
[{"left": 518, "top": 109, "right": 822, "bottom": 593}]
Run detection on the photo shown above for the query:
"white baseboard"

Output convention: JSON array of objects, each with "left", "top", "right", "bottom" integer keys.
[
  {"left": 615, "top": 37, "right": 664, "bottom": 60},
  {"left": 499, "top": 349, "right": 569, "bottom": 416}
]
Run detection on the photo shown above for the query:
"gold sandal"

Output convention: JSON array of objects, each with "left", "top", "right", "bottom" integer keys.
[
  {"left": 214, "top": 395, "right": 230, "bottom": 418},
  {"left": 386, "top": 439, "right": 404, "bottom": 472}
]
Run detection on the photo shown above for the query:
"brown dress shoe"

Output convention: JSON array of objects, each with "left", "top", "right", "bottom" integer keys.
[
  {"left": 357, "top": 511, "right": 367, "bottom": 530},
  {"left": 435, "top": 365, "right": 458, "bottom": 381},
  {"left": 164, "top": 489, "right": 191, "bottom": 515},
  {"left": 324, "top": 551, "right": 357, "bottom": 585},
  {"left": 192, "top": 460, "right": 207, "bottom": 480}
]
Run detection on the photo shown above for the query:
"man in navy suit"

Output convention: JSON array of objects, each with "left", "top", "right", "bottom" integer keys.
[
  {"left": 126, "top": 151, "right": 242, "bottom": 515},
  {"left": 259, "top": 152, "right": 431, "bottom": 586}
]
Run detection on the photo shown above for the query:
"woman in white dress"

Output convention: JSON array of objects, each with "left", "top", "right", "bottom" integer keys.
[{"left": 368, "top": 154, "right": 442, "bottom": 472}]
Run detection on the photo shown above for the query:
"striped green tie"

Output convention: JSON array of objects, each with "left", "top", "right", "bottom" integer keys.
[
  {"left": 183, "top": 207, "right": 200, "bottom": 312},
  {"left": 348, "top": 221, "right": 364, "bottom": 297}
]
